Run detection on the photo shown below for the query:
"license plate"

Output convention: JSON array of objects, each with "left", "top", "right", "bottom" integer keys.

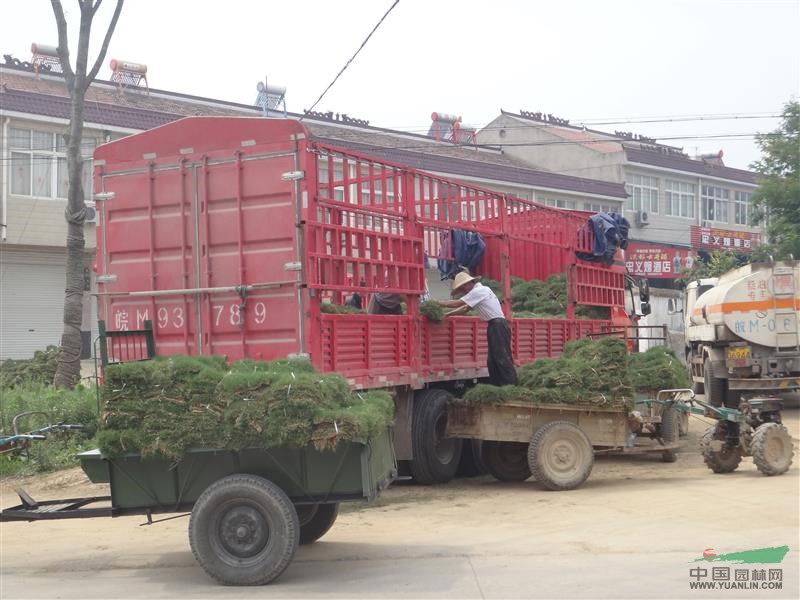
[{"left": 727, "top": 346, "right": 751, "bottom": 360}]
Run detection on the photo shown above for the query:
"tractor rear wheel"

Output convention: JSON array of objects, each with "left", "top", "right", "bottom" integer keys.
[
  {"left": 659, "top": 406, "right": 679, "bottom": 463},
  {"left": 751, "top": 423, "right": 794, "bottom": 476},
  {"left": 700, "top": 424, "right": 742, "bottom": 474}
]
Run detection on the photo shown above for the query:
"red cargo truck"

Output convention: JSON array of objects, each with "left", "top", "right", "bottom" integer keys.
[{"left": 93, "top": 117, "right": 629, "bottom": 483}]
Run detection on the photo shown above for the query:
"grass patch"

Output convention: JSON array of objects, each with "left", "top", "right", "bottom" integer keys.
[
  {"left": 0, "top": 383, "right": 98, "bottom": 477},
  {"left": 98, "top": 356, "right": 394, "bottom": 459}
]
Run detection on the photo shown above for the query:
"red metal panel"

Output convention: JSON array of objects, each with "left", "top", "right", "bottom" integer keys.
[
  {"left": 96, "top": 117, "right": 626, "bottom": 389},
  {"left": 96, "top": 118, "right": 306, "bottom": 363}
]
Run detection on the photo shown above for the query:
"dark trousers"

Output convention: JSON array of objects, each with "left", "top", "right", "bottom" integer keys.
[{"left": 487, "top": 318, "right": 518, "bottom": 386}]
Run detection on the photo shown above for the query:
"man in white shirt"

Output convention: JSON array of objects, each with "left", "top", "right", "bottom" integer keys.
[{"left": 435, "top": 271, "right": 518, "bottom": 386}]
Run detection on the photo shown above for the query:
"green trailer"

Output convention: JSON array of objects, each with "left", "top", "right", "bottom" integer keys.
[{"left": 1, "top": 431, "right": 396, "bottom": 585}]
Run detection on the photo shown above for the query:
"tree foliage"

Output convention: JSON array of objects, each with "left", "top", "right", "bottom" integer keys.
[
  {"left": 751, "top": 100, "right": 800, "bottom": 260},
  {"left": 678, "top": 251, "right": 742, "bottom": 284}
]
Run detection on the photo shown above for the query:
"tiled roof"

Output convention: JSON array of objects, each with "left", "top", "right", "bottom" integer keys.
[
  {"left": 313, "top": 133, "right": 628, "bottom": 198},
  {"left": 1, "top": 62, "right": 627, "bottom": 199},
  {"left": 624, "top": 146, "right": 757, "bottom": 184}
]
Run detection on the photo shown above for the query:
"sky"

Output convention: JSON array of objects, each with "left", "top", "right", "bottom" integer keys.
[{"left": 2, "top": 0, "right": 798, "bottom": 171}]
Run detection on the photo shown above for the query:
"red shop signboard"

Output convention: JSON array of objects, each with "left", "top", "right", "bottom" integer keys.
[
  {"left": 624, "top": 242, "right": 696, "bottom": 279},
  {"left": 690, "top": 225, "right": 761, "bottom": 253}
]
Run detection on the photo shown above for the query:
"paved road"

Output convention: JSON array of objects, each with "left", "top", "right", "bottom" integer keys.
[{"left": 2, "top": 413, "right": 798, "bottom": 599}]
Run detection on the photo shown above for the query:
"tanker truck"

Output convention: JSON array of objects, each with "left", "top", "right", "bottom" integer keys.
[{"left": 669, "top": 260, "right": 800, "bottom": 407}]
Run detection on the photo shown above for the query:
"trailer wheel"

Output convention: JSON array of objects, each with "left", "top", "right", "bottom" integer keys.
[
  {"left": 189, "top": 474, "right": 299, "bottom": 586},
  {"left": 409, "top": 388, "right": 462, "bottom": 485},
  {"left": 752, "top": 423, "right": 794, "bottom": 476},
  {"left": 483, "top": 441, "right": 532, "bottom": 481},
  {"left": 528, "top": 421, "right": 593, "bottom": 491},
  {"left": 295, "top": 503, "right": 339, "bottom": 545},
  {"left": 703, "top": 359, "right": 727, "bottom": 408},
  {"left": 659, "top": 406, "right": 679, "bottom": 463},
  {"left": 701, "top": 424, "right": 742, "bottom": 474}
]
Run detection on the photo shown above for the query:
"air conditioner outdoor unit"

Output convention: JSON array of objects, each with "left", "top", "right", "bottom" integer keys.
[
  {"left": 636, "top": 210, "right": 649, "bottom": 225},
  {"left": 84, "top": 201, "right": 98, "bottom": 224}
]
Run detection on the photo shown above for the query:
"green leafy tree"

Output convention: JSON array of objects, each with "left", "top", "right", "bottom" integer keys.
[
  {"left": 678, "top": 251, "right": 741, "bottom": 284},
  {"left": 751, "top": 100, "right": 800, "bottom": 260}
]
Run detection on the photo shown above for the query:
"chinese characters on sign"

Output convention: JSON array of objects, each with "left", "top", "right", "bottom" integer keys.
[
  {"left": 624, "top": 242, "right": 693, "bottom": 279},
  {"left": 690, "top": 226, "right": 761, "bottom": 254}
]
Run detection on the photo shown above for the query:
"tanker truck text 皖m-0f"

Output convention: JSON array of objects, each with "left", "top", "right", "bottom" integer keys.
[{"left": 670, "top": 260, "right": 800, "bottom": 407}]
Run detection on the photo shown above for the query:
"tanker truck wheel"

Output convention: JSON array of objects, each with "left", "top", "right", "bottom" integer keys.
[
  {"left": 409, "top": 388, "right": 463, "bottom": 485},
  {"left": 751, "top": 423, "right": 794, "bottom": 476},
  {"left": 483, "top": 441, "right": 532, "bottom": 481},
  {"left": 295, "top": 503, "right": 339, "bottom": 545},
  {"left": 700, "top": 424, "right": 742, "bottom": 474},
  {"left": 189, "top": 474, "right": 299, "bottom": 585}
]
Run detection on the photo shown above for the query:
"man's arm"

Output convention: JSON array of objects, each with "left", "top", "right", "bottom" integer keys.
[
  {"left": 444, "top": 303, "right": 471, "bottom": 317},
  {"left": 436, "top": 298, "right": 467, "bottom": 309}
]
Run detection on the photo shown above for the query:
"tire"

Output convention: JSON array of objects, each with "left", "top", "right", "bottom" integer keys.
[
  {"left": 703, "top": 358, "right": 727, "bottom": 408},
  {"left": 483, "top": 441, "right": 532, "bottom": 482},
  {"left": 296, "top": 503, "right": 339, "bottom": 545},
  {"left": 528, "top": 421, "right": 594, "bottom": 491},
  {"left": 189, "top": 474, "right": 299, "bottom": 586},
  {"left": 409, "top": 388, "right": 463, "bottom": 485},
  {"left": 659, "top": 406, "right": 678, "bottom": 463},
  {"left": 751, "top": 423, "right": 794, "bottom": 476},
  {"left": 678, "top": 411, "right": 689, "bottom": 438},
  {"left": 701, "top": 424, "right": 742, "bottom": 474}
]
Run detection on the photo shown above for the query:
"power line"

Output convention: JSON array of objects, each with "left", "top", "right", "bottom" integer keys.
[
  {"left": 367, "top": 113, "right": 782, "bottom": 134},
  {"left": 301, "top": 0, "right": 400, "bottom": 120}
]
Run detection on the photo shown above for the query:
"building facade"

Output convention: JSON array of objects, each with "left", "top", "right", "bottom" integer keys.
[
  {"left": 1, "top": 56, "right": 628, "bottom": 358},
  {"left": 477, "top": 110, "right": 762, "bottom": 280}
]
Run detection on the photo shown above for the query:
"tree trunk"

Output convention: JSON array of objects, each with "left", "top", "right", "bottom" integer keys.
[
  {"left": 53, "top": 88, "right": 88, "bottom": 388},
  {"left": 50, "top": 0, "right": 124, "bottom": 388}
]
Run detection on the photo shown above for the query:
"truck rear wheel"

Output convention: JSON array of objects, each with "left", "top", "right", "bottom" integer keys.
[
  {"left": 752, "top": 423, "right": 794, "bottom": 476},
  {"left": 703, "top": 359, "right": 727, "bottom": 408},
  {"left": 483, "top": 441, "right": 532, "bottom": 481},
  {"left": 409, "top": 388, "right": 463, "bottom": 485},
  {"left": 701, "top": 424, "right": 742, "bottom": 474},
  {"left": 659, "top": 406, "right": 679, "bottom": 463},
  {"left": 189, "top": 474, "right": 298, "bottom": 585},
  {"left": 528, "top": 421, "right": 593, "bottom": 491},
  {"left": 295, "top": 503, "right": 339, "bottom": 545}
]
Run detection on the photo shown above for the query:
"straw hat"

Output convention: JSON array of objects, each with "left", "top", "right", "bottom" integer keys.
[{"left": 451, "top": 271, "right": 480, "bottom": 292}]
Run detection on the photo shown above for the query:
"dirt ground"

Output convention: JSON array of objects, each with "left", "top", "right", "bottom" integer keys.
[{"left": 1, "top": 410, "right": 798, "bottom": 600}]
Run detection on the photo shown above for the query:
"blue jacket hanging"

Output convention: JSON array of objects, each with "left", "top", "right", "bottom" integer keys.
[
  {"left": 437, "top": 229, "right": 486, "bottom": 280},
  {"left": 575, "top": 212, "right": 630, "bottom": 265}
]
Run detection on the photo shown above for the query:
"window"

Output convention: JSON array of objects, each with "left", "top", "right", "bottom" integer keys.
[
  {"left": 701, "top": 185, "right": 729, "bottom": 223},
  {"left": 734, "top": 191, "right": 750, "bottom": 225},
  {"left": 583, "top": 202, "right": 616, "bottom": 213},
  {"left": 542, "top": 197, "right": 575, "bottom": 210},
  {"left": 664, "top": 180, "right": 695, "bottom": 218},
  {"left": 9, "top": 127, "right": 96, "bottom": 201},
  {"left": 625, "top": 174, "right": 659, "bottom": 213}
]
